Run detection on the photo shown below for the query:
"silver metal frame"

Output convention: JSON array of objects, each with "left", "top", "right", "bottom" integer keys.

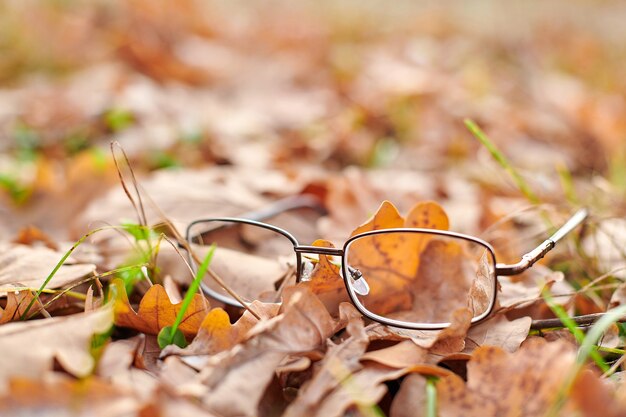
[{"left": 184, "top": 205, "right": 588, "bottom": 330}]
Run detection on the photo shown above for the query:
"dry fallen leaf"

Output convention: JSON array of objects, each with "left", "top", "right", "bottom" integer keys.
[
  {"left": 433, "top": 338, "right": 581, "bottom": 417},
  {"left": 0, "top": 375, "right": 141, "bottom": 417},
  {"left": 390, "top": 373, "right": 428, "bottom": 417},
  {"left": 282, "top": 303, "right": 370, "bottom": 417},
  {"left": 196, "top": 287, "right": 336, "bottom": 417},
  {"left": 164, "top": 300, "right": 280, "bottom": 357},
  {"left": 0, "top": 242, "right": 96, "bottom": 293},
  {"left": 112, "top": 279, "right": 210, "bottom": 339},
  {"left": 0, "top": 291, "right": 38, "bottom": 324},
  {"left": 465, "top": 315, "right": 532, "bottom": 353},
  {"left": 0, "top": 306, "right": 113, "bottom": 390},
  {"left": 285, "top": 303, "right": 453, "bottom": 417},
  {"left": 306, "top": 200, "right": 468, "bottom": 324},
  {"left": 301, "top": 239, "right": 348, "bottom": 316},
  {"left": 360, "top": 340, "right": 427, "bottom": 368}
]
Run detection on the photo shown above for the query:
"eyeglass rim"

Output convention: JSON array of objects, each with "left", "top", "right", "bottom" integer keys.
[
  {"left": 185, "top": 217, "right": 303, "bottom": 306},
  {"left": 342, "top": 228, "right": 498, "bottom": 330},
  {"left": 185, "top": 217, "right": 499, "bottom": 330}
]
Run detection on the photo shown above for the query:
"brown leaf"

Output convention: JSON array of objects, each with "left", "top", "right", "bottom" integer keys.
[
  {"left": 112, "top": 279, "right": 209, "bottom": 339},
  {"left": 361, "top": 340, "right": 427, "bottom": 368},
  {"left": 301, "top": 239, "right": 348, "bottom": 316},
  {"left": 166, "top": 301, "right": 280, "bottom": 357},
  {"left": 0, "top": 243, "right": 96, "bottom": 292},
  {"left": 0, "top": 307, "right": 113, "bottom": 389},
  {"left": 465, "top": 315, "right": 532, "bottom": 353},
  {"left": 435, "top": 338, "right": 577, "bottom": 417},
  {"left": 568, "top": 369, "right": 626, "bottom": 417},
  {"left": 428, "top": 308, "right": 473, "bottom": 355},
  {"left": 282, "top": 309, "right": 369, "bottom": 417},
  {"left": 0, "top": 375, "right": 141, "bottom": 417},
  {"left": 390, "top": 373, "right": 428, "bottom": 417},
  {"left": 302, "top": 363, "right": 412, "bottom": 417},
  {"left": 0, "top": 291, "right": 37, "bottom": 324},
  {"left": 12, "top": 225, "right": 58, "bottom": 250},
  {"left": 365, "top": 307, "right": 472, "bottom": 353},
  {"left": 96, "top": 337, "right": 141, "bottom": 379},
  {"left": 197, "top": 287, "right": 336, "bottom": 417},
  {"left": 345, "top": 200, "right": 470, "bottom": 321}
]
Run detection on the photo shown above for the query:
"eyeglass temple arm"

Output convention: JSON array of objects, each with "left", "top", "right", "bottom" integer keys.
[
  {"left": 181, "top": 194, "right": 326, "bottom": 246},
  {"left": 495, "top": 208, "right": 588, "bottom": 276},
  {"left": 239, "top": 194, "right": 327, "bottom": 222}
]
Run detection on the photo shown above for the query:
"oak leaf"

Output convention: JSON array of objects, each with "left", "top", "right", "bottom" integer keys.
[
  {"left": 465, "top": 315, "right": 532, "bottom": 353},
  {"left": 198, "top": 287, "right": 336, "bottom": 417},
  {"left": 0, "top": 307, "right": 113, "bottom": 389},
  {"left": 0, "top": 243, "right": 96, "bottom": 293},
  {"left": 348, "top": 200, "right": 448, "bottom": 295},
  {"left": 284, "top": 304, "right": 453, "bottom": 417},
  {"left": 164, "top": 300, "right": 280, "bottom": 357},
  {"left": 112, "top": 278, "right": 210, "bottom": 339},
  {"left": 305, "top": 200, "right": 452, "bottom": 319},
  {"left": 434, "top": 338, "right": 579, "bottom": 417},
  {"left": 0, "top": 291, "right": 37, "bottom": 324},
  {"left": 0, "top": 375, "right": 141, "bottom": 417},
  {"left": 300, "top": 239, "right": 348, "bottom": 315}
]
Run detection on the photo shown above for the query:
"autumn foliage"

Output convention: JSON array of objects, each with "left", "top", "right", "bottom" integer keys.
[{"left": 2, "top": 1, "right": 626, "bottom": 416}]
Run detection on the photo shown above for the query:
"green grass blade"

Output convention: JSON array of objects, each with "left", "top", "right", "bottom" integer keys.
[
  {"left": 464, "top": 119, "right": 540, "bottom": 205},
  {"left": 542, "top": 290, "right": 609, "bottom": 372},
  {"left": 578, "top": 305, "right": 626, "bottom": 366},
  {"left": 20, "top": 227, "right": 107, "bottom": 320},
  {"left": 426, "top": 377, "right": 438, "bottom": 417},
  {"left": 556, "top": 161, "right": 579, "bottom": 205},
  {"left": 547, "top": 304, "right": 626, "bottom": 417},
  {"left": 167, "top": 243, "right": 216, "bottom": 345}
]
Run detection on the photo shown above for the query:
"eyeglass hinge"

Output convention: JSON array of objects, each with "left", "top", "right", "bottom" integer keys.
[{"left": 496, "top": 239, "right": 555, "bottom": 276}]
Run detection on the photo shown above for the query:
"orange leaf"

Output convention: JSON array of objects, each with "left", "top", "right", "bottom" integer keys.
[
  {"left": 112, "top": 279, "right": 210, "bottom": 338},
  {"left": 350, "top": 200, "right": 405, "bottom": 236},
  {"left": 196, "top": 308, "right": 238, "bottom": 352},
  {"left": 303, "top": 239, "right": 342, "bottom": 293},
  {"left": 301, "top": 239, "right": 348, "bottom": 315},
  {"left": 345, "top": 200, "right": 452, "bottom": 316},
  {"left": 165, "top": 300, "right": 281, "bottom": 356},
  {"left": 0, "top": 291, "right": 37, "bottom": 324},
  {"left": 405, "top": 201, "right": 450, "bottom": 230},
  {"left": 304, "top": 201, "right": 456, "bottom": 318}
]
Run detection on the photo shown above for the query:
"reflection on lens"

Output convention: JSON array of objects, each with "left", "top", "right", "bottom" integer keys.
[
  {"left": 344, "top": 231, "right": 496, "bottom": 327},
  {"left": 187, "top": 220, "right": 297, "bottom": 304}
]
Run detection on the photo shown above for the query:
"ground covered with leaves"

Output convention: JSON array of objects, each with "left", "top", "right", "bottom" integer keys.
[{"left": 2, "top": 1, "right": 626, "bottom": 416}]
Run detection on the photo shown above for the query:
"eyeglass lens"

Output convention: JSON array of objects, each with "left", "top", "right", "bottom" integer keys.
[
  {"left": 187, "top": 220, "right": 297, "bottom": 303},
  {"left": 344, "top": 231, "right": 496, "bottom": 327}
]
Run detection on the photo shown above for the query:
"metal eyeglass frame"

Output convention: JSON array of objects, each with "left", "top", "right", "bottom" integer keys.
[{"left": 184, "top": 197, "right": 588, "bottom": 330}]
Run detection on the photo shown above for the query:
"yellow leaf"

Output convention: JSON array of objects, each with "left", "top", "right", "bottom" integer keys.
[
  {"left": 346, "top": 200, "right": 450, "bottom": 313},
  {"left": 197, "top": 308, "right": 237, "bottom": 352},
  {"left": 301, "top": 239, "right": 348, "bottom": 315}
]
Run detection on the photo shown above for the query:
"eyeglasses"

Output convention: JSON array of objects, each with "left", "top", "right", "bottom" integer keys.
[{"left": 184, "top": 197, "right": 588, "bottom": 330}]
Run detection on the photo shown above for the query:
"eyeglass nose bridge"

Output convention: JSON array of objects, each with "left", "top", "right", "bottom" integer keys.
[
  {"left": 294, "top": 245, "right": 344, "bottom": 257},
  {"left": 293, "top": 245, "right": 344, "bottom": 283},
  {"left": 292, "top": 245, "right": 370, "bottom": 296}
]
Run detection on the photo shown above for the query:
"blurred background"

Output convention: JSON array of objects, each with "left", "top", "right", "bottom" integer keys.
[{"left": 0, "top": 0, "right": 625, "bottom": 247}]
